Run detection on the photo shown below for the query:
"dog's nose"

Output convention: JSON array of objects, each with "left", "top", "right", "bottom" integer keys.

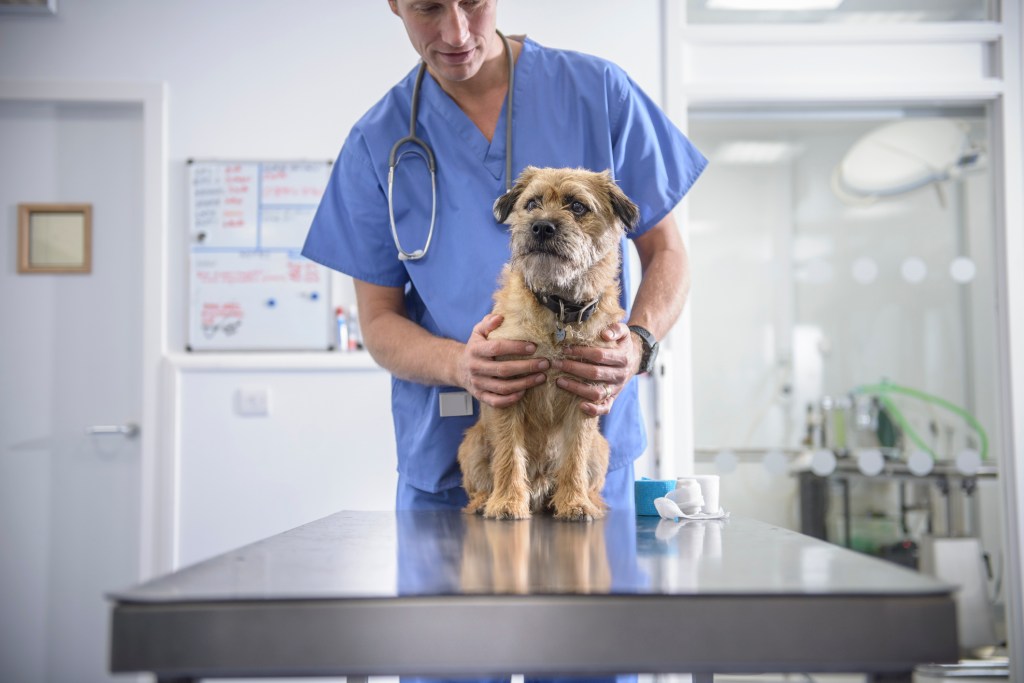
[{"left": 531, "top": 220, "right": 557, "bottom": 240}]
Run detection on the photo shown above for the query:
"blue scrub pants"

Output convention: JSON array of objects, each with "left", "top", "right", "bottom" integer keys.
[{"left": 396, "top": 463, "right": 638, "bottom": 683}]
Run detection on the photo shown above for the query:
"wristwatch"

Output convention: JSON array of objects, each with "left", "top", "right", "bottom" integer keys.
[{"left": 628, "top": 325, "right": 659, "bottom": 375}]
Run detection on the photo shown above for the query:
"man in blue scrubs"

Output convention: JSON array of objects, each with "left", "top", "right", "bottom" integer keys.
[{"left": 303, "top": 0, "right": 706, "bottom": 514}]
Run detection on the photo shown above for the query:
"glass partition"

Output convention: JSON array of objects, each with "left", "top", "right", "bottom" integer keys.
[
  {"left": 686, "top": 107, "right": 1005, "bottom": 593},
  {"left": 689, "top": 106, "right": 1000, "bottom": 457}
]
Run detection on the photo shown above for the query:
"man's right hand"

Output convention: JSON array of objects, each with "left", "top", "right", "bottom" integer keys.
[{"left": 457, "top": 314, "right": 549, "bottom": 408}]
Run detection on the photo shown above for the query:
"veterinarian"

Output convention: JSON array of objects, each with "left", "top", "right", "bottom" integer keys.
[{"left": 302, "top": 0, "right": 706, "bottom": 513}]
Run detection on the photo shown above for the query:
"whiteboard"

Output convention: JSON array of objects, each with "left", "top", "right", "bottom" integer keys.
[{"left": 187, "top": 160, "right": 333, "bottom": 351}]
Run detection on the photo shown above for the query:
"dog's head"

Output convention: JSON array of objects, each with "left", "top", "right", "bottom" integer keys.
[{"left": 493, "top": 167, "right": 640, "bottom": 299}]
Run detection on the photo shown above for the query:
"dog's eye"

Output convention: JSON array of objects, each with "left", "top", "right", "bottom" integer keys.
[
  {"left": 525, "top": 199, "right": 539, "bottom": 211},
  {"left": 570, "top": 201, "right": 588, "bottom": 216}
]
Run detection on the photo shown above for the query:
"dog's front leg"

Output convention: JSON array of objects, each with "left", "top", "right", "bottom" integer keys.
[
  {"left": 481, "top": 406, "right": 532, "bottom": 520},
  {"left": 457, "top": 423, "right": 492, "bottom": 515},
  {"left": 551, "top": 418, "right": 608, "bottom": 521}
]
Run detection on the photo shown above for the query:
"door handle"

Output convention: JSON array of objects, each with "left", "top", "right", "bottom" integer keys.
[{"left": 86, "top": 423, "right": 139, "bottom": 438}]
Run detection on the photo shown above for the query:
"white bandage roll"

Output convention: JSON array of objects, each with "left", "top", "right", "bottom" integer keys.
[
  {"left": 676, "top": 475, "right": 721, "bottom": 514},
  {"left": 666, "top": 479, "right": 704, "bottom": 514}
]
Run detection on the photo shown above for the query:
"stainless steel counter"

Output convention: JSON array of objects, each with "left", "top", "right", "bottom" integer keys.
[{"left": 108, "top": 511, "right": 958, "bottom": 681}]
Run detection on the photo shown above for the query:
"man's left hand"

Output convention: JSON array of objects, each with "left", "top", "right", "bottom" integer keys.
[{"left": 552, "top": 322, "right": 641, "bottom": 416}]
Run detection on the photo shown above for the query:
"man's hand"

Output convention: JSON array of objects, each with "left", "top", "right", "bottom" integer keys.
[
  {"left": 457, "top": 314, "right": 550, "bottom": 408},
  {"left": 552, "top": 322, "right": 641, "bottom": 416}
]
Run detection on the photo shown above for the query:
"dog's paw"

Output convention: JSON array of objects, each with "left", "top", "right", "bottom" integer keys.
[
  {"left": 483, "top": 498, "right": 532, "bottom": 520},
  {"left": 463, "top": 492, "right": 489, "bottom": 515},
  {"left": 553, "top": 500, "right": 604, "bottom": 522}
]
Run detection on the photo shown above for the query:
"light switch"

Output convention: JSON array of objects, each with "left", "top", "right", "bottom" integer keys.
[{"left": 236, "top": 388, "right": 270, "bottom": 417}]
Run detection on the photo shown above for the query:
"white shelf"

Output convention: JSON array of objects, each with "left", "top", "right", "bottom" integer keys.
[{"left": 166, "top": 351, "right": 382, "bottom": 372}]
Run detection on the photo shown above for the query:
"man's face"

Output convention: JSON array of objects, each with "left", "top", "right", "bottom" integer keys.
[{"left": 389, "top": 0, "right": 499, "bottom": 85}]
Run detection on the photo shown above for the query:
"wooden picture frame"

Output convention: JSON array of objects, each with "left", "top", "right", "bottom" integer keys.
[
  {"left": 0, "top": 0, "right": 57, "bottom": 15},
  {"left": 18, "top": 203, "right": 92, "bottom": 274}
]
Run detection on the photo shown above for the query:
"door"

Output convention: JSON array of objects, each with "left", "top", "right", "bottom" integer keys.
[{"left": 0, "top": 100, "right": 144, "bottom": 682}]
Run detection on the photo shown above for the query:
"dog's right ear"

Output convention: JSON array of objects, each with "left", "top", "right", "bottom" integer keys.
[{"left": 493, "top": 166, "right": 539, "bottom": 223}]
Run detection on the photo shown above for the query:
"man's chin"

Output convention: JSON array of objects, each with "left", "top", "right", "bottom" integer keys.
[{"left": 428, "top": 54, "right": 483, "bottom": 84}]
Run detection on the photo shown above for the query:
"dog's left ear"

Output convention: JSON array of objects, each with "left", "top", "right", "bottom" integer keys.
[
  {"left": 602, "top": 172, "right": 640, "bottom": 232},
  {"left": 493, "top": 166, "right": 539, "bottom": 223}
]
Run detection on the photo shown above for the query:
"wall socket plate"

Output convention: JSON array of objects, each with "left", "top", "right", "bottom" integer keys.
[{"left": 236, "top": 387, "right": 270, "bottom": 417}]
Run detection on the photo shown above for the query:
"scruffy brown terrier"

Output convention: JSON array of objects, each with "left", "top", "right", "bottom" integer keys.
[{"left": 457, "top": 167, "right": 639, "bottom": 521}]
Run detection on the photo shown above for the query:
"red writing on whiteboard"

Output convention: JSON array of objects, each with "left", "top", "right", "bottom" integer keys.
[
  {"left": 263, "top": 185, "right": 324, "bottom": 200},
  {"left": 201, "top": 302, "right": 244, "bottom": 338},
  {"left": 288, "top": 261, "right": 321, "bottom": 283},
  {"left": 197, "top": 269, "right": 262, "bottom": 284},
  {"left": 201, "top": 302, "right": 243, "bottom": 324},
  {"left": 221, "top": 208, "right": 247, "bottom": 229}
]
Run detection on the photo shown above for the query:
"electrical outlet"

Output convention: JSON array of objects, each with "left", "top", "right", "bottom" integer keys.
[{"left": 236, "top": 388, "right": 270, "bottom": 417}]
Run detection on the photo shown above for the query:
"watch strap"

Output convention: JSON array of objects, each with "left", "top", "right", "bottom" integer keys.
[{"left": 628, "top": 325, "right": 658, "bottom": 374}]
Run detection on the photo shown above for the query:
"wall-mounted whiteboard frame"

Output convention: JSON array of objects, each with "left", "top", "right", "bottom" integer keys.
[{"left": 186, "top": 160, "right": 333, "bottom": 351}]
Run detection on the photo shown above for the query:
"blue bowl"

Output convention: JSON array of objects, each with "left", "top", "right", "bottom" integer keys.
[{"left": 634, "top": 478, "right": 676, "bottom": 516}]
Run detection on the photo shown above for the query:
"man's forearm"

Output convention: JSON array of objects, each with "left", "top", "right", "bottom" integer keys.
[
  {"left": 362, "top": 308, "right": 464, "bottom": 387},
  {"left": 354, "top": 280, "right": 463, "bottom": 387},
  {"left": 628, "top": 213, "right": 691, "bottom": 341}
]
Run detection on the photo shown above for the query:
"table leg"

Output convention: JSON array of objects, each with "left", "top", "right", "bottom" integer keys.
[
  {"left": 692, "top": 674, "right": 714, "bottom": 683},
  {"left": 348, "top": 676, "right": 369, "bottom": 683}
]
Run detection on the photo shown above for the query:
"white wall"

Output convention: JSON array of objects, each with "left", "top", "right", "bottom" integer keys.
[
  {"left": 0, "top": 0, "right": 665, "bottom": 350},
  {"left": 0, "top": 0, "right": 668, "bottom": 565}
]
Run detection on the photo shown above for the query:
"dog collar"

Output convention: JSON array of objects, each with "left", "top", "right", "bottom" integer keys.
[{"left": 534, "top": 292, "right": 601, "bottom": 325}]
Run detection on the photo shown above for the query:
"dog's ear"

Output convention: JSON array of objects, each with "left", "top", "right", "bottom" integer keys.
[
  {"left": 493, "top": 166, "right": 539, "bottom": 223},
  {"left": 602, "top": 172, "right": 640, "bottom": 231}
]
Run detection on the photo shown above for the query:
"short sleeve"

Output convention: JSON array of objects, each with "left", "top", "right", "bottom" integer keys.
[
  {"left": 301, "top": 131, "right": 409, "bottom": 288},
  {"left": 608, "top": 71, "right": 708, "bottom": 235}
]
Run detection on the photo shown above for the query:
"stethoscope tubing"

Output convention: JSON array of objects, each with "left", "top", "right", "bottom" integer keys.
[{"left": 387, "top": 30, "right": 514, "bottom": 262}]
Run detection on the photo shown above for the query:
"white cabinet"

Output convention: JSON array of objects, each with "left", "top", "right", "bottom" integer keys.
[{"left": 173, "top": 354, "right": 397, "bottom": 567}]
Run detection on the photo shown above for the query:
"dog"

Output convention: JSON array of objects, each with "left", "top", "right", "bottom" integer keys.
[{"left": 457, "top": 167, "right": 640, "bottom": 521}]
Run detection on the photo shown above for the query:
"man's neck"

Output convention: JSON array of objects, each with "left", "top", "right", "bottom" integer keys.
[{"left": 429, "top": 34, "right": 519, "bottom": 141}]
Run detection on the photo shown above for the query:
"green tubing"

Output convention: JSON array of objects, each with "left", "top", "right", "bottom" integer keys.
[
  {"left": 853, "top": 381, "right": 989, "bottom": 461},
  {"left": 875, "top": 393, "right": 934, "bottom": 458}
]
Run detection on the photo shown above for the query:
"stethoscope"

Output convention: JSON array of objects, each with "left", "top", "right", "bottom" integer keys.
[{"left": 387, "top": 30, "right": 515, "bottom": 261}]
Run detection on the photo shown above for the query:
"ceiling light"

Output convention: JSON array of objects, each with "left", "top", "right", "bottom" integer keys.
[
  {"left": 838, "top": 12, "right": 929, "bottom": 24},
  {"left": 707, "top": 0, "right": 844, "bottom": 10},
  {"left": 712, "top": 141, "right": 802, "bottom": 165}
]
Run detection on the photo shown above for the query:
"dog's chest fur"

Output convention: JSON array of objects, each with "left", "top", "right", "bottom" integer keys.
[{"left": 488, "top": 266, "right": 624, "bottom": 413}]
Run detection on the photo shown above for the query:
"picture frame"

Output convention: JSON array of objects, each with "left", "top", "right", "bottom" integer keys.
[
  {"left": 0, "top": 0, "right": 57, "bottom": 15},
  {"left": 18, "top": 203, "right": 92, "bottom": 274}
]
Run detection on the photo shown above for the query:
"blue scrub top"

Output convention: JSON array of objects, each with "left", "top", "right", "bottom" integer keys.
[{"left": 303, "top": 37, "right": 707, "bottom": 493}]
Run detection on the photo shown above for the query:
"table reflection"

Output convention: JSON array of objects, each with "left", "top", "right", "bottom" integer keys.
[
  {"left": 636, "top": 517, "right": 726, "bottom": 591},
  {"left": 396, "top": 510, "right": 647, "bottom": 595}
]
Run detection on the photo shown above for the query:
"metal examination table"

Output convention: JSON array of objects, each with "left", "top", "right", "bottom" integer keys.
[{"left": 108, "top": 511, "right": 958, "bottom": 682}]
